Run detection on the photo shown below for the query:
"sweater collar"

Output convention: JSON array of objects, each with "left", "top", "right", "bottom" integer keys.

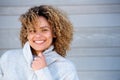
[{"left": 23, "top": 41, "right": 60, "bottom": 66}]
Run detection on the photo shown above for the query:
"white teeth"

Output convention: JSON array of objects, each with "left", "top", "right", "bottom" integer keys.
[{"left": 35, "top": 41, "right": 44, "bottom": 44}]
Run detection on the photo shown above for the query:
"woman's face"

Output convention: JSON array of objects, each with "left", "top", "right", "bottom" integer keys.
[{"left": 27, "top": 16, "right": 53, "bottom": 55}]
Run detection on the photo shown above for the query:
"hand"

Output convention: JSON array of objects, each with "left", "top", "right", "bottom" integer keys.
[{"left": 31, "top": 53, "right": 47, "bottom": 71}]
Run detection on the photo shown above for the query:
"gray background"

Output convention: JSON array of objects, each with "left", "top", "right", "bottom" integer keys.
[{"left": 0, "top": 0, "right": 120, "bottom": 80}]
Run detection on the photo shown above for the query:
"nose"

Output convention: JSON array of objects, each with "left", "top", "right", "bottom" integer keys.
[{"left": 35, "top": 31, "right": 42, "bottom": 37}]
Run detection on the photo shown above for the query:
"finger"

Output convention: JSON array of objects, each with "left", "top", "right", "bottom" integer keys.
[
  {"left": 34, "top": 56, "right": 41, "bottom": 61},
  {"left": 32, "top": 60, "right": 40, "bottom": 65}
]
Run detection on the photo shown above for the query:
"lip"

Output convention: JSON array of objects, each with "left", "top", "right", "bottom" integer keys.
[{"left": 34, "top": 40, "right": 44, "bottom": 44}]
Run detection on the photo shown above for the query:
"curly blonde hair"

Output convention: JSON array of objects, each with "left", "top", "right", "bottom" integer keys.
[{"left": 19, "top": 5, "right": 73, "bottom": 57}]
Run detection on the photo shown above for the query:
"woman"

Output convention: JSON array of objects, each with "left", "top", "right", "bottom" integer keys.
[{"left": 0, "top": 5, "right": 79, "bottom": 80}]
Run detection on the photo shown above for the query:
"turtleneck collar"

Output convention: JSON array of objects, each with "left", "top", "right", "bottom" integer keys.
[{"left": 23, "top": 41, "right": 60, "bottom": 66}]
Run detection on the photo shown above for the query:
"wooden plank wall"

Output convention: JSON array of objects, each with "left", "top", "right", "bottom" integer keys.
[{"left": 0, "top": 0, "right": 120, "bottom": 80}]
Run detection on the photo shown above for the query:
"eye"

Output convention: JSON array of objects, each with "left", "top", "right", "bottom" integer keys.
[
  {"left": 29, "top": 29, "right": 36, "bottom": 33},
  {"left": 42, "top": 28, "right": 49, "bottom": 32}
]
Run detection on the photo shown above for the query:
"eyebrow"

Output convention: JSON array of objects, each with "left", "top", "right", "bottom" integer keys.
[
  {"left": 40, "top": 25, "right": 50, "bottom": 28},
  {"left": 40, "top": 26, "right": 50, "bottom": 28},
  {"left": 37, "top": 26, "right": 51, "bottom": 29}
]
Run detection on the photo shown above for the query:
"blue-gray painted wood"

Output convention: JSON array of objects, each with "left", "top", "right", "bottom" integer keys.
[
  {"left": 0, "top": 28, "right": 120, "bottom": 48},
  {"left": 0, "top": 0, "right": 120, "bottom": 80},
  {"left": 69, "top": 14, "right": 120, "bottom": 27},
  {"left": 68, "top": 57, "right": 120, "bottom": 70},
  {"left": 0, "top": 5, "right": 120, "bottom": 15},
  {"left": 0, "top": 0, "right": 120, "bottom": 6},
  {"left": 68, "top": 48, "right": 120, "bottom": 56},
  {"left": 78, "top": 71, "right": 120, "bottom": 80},
  {"left": 0, "top": 14, "right": 120, "bottom": 28}
]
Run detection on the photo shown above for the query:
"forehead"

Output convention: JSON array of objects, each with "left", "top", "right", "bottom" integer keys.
[
  {"left": 35, "top": 16, "right": 51, "bottom": 28},
  {"left": 38, "top": 16, "right": 49, "bottom": 25},
  {"left": 28, "top": 16, "right": 51, "bottom": 30}
]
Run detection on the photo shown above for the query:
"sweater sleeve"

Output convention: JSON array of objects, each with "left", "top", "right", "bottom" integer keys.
[
  {"left": 0, "top": 68, "right": 3, "bottom": 79},
  {"left": 0, "top": 59, "right": 3, "bottom": 79},
  {"left": 62, "top": 60, "right": 80, "bottom": 80},
  {"left": 34, "top": 67, "right": 54, "bottom": 80},
  {"left": 63, "top": 69, "right": 79, "bottom": 80},
  {"left": 33, "top": 65, "right": 79, "bottom": 80}
]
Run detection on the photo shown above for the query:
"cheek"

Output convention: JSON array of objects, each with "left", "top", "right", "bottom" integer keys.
[
  {"left": 27, "top": 34, "right": 32, "bottom": 41},
  {"left": 47, "top": 32, "right": 53, "bottom": 39}
]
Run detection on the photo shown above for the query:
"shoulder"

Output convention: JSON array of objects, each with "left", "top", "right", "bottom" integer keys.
[
  {"left": 59, "top": 57, "right": 76, "bottom": 70},
  {"left": 52, "top": 53, "right": 76, "bottom": 71},
  {"left": 46, "top": 51, "right": 77, "bottom": 71},
  {"left": 49, "top": 54, "right": 78, "bottom": 78},
  {"left": 0, "top": 49, "right": 23, "bottom": 61}
]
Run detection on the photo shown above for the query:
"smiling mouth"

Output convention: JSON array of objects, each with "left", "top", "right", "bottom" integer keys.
[{"left": 34, "top": 40, "right": 44, "bottom": 44}]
